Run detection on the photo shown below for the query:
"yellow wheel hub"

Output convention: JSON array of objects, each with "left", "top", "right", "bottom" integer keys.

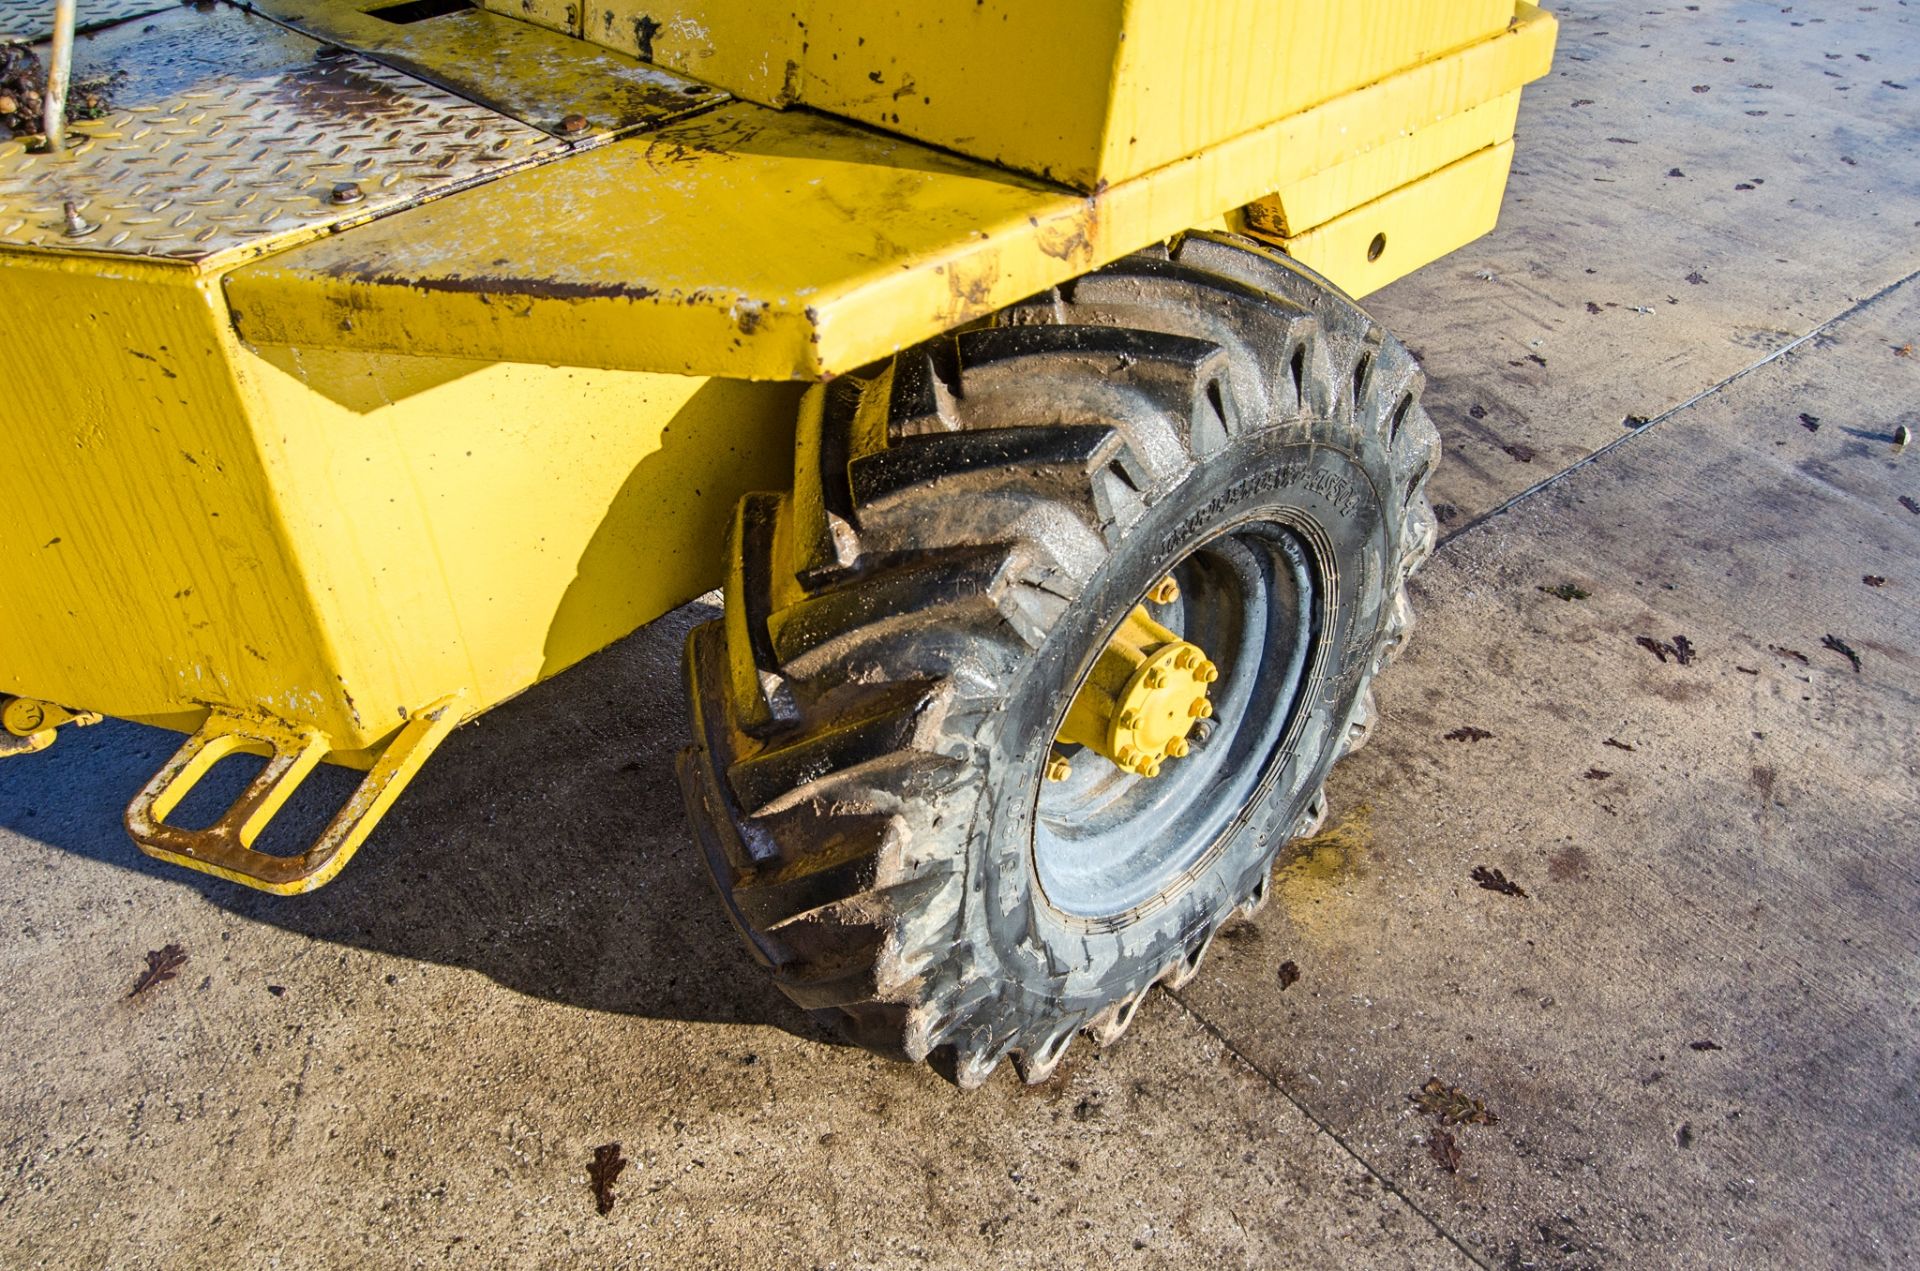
[{"left": 1055, "top": 604, "right": 1217, "bottom": 779}]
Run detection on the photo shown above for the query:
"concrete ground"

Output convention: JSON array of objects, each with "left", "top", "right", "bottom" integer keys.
[{"left": 3, "top": 2, "right": 1917, "bottom": 1266}]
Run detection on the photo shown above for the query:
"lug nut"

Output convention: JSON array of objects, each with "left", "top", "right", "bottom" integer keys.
[
  {"left": 1045, "top": 756, "right": 1072, "bottom": 783},
  {"left": 1165, "top": 738, "right": 1189, "bottom": 758},
  {"left": 330, "top": 181, "right": 364, "bottom": 205},
  {"left": 1144, "top": 668, "right": 1167, "bottom": 689},
  {"left": 1189, "top": 699, "right": 1213, "bottom": 719},
  {"left": 1197, "top": 661, "right": 1219, "bottom": 683},
  {"left": 1147, "top": 577, "right": 1180, "bottom": 605}
]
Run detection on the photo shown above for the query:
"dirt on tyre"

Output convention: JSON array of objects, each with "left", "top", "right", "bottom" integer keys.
[{"left": 677, "top": 232, "right": 1439, "bottom": 1087}]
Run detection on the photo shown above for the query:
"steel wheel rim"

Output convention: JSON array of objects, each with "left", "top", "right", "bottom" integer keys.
[{"left": 1032, "top": 521, "right": 1323, "bottom": 921}]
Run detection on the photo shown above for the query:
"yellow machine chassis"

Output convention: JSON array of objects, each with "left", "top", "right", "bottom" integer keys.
[{"left": 0, "top": 0, "right": 1556, "bottom": 890}]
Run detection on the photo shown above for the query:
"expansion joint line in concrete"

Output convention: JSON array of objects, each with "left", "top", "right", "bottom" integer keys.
[
  {"left": 1438, "top": 263, "right": 1920, "bottom": 550},
  {"left": 1162, "top": 987, "right": 1493, "bottom": 1269}
]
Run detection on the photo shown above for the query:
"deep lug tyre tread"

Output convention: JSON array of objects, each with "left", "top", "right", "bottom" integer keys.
[{"left": 679, "top": 233, "right": 1439, "bottom": 1083}]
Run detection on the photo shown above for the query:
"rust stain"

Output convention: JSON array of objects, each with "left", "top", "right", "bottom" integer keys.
[{"left": 1033, "top": 199, "right": 1098, "bottom": 266}]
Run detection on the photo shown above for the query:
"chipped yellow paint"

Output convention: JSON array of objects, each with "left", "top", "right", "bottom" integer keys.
[
  {"left": 228, "top": 3, "right": 1558, "bottom": 380},
  {"left": 125, "top": 695, "right": 463, "bottom": 893},
  {"left": 542, "top": 0, "right": 1517, "bottom": 190}
]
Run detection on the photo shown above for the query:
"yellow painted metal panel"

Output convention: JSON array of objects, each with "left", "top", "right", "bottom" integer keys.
[
  {"left": 1101, "top": 0, "right": 1517, "bottom": 185},
  {"left": 227, "top": 2, "right": 1558, "bottom": 381},
  {"left": 487, "top": 0, "right": 579, "bottom": 37},
  {"left": 1272, "top": 141, "right": 1518, "bottom": 299},
  {"left": 1245, "top": 91, "right": 1522, "bottom": 238},
  {"left": 0, "top": 249, "right": 801, "bottom": 756},
  {"left": 0, "top": 255, "right": 355, "bottom": 739},
  {"left": 564, "top": 0, "right": 1515, "bottom": 189},
  {"left": 235, "top": 346, "right": 802, "bottom": 754},
  {"left": 564, "top": 0, "right": 805, "bottom": 104}
]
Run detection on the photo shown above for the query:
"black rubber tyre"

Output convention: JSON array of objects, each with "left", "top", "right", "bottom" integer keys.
[{"left": 677, "top": 232, "right": 1438, "bottom": 1086}]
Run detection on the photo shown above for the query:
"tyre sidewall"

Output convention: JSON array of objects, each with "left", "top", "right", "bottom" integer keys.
[{"left": 970, "top": 427, "right": 1398, "bottom": 1019}]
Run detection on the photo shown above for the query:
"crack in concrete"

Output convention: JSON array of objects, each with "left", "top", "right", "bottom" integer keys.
[
  {"left": 1162, "top": 986, "right": 1491, "bottom": 1269},
  {"left": 1159, "top": 261, "right": 1920, "bottom": 1269},
  {"left": 1438, "top": 263, "right": 1920, "bottom": 550}
]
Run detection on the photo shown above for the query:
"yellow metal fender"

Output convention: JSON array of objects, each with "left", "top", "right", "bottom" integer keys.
[{"left": 225, "top": 3, "right": 1558, "bottom": 381}]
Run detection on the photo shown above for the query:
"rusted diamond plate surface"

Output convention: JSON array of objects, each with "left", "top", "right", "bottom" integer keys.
[
  {"left": 0, "top": 0, "right": 174, "bottom": 43},
  {"left": 0, "top": 4, "right": 563, "bottom": 264}
]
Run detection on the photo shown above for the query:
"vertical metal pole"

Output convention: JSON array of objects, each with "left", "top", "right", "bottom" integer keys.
[{"left": 43, "top": 0, "right": 76, "bottom": 151}]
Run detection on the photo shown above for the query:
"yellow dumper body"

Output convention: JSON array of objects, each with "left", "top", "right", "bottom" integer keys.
[{"left": 0, "top": 0, "right": 1555, "bottom": 889}]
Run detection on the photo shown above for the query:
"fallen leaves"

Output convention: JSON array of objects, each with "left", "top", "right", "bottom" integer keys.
[
  {"left": 1603, "top": 738, "right": 1636, "bottom": 752},
  {"left": 1900, "top": 497, "right": 1920, "bottom": 516},
  {"left": 1539, "top": 583, "right": 1591, "bottom": 601},
  {"left": 1770, "top": 645, "right": 1810, "bottom": 665},
  {"left": 588, "top": 1143, "right": 628, "bottom": 1217},
  {"left": 1471, "top": 866, "right": 1528, "bottom": 898},
  {"left": 1412, "top": 1077, "right": 1500, "bottom": 1127},
  {"left": 1821, "top": 634, "right": 1862, "bottom": 673},
  {"left": 1428, "top": 1130, "right": 1463, "bottom": 1173},
  {"left": 1503, "top": 442, "right": 1537, "bottom": 464},
  {"left": 1636, "top": 634, "right": 1696, "bottom": 665},
  {"left": 1799, "top": 413, "right": 1821, "bottom": 432},
  {"left": 128, "top": 944, "right": 187, "bottom": 999},
  {"left": 1583, "top": 768, "right": 1612, "bottom": 781},
  {"left": 1863, "top": 576, "right": 1886, "bottom": 588},
  {"left": 1689, "top": 1040, "right": 1723, "bottom": 1052},
  {"left": 1445, "top": 726, "right": 1494, "bottom": 743},
  {"left": 1277, "top": 961, "right": 1301, "bottom": 991}
]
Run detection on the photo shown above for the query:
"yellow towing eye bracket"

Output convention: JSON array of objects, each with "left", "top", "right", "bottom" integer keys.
[
  {"left": 0, "top": 696, "right": 102, "bottom": 758},
  {"left": 123, "top": 696, "right": 462, "bottom": 895}
]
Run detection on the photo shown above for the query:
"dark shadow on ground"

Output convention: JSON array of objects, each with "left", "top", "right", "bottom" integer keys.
[{"left": 0, "top": 600, "right": 827, "bottom": 1043}]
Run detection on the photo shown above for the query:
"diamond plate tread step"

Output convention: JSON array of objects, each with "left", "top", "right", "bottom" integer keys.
[
  {"left": 0, "top": 3, "right": 569, "bottom": 265},
  {"left": 0, "top": 0, "right": 174, "bottom": 44},
  {"left": 252, "top": 0, "right": 726, "bottom": 144}
]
